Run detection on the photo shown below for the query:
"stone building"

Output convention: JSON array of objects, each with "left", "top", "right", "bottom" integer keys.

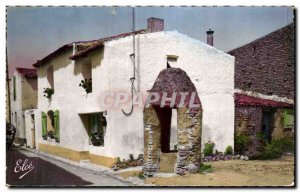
[
  {"left": 32, "top": 18, "right": 235, "bottom": 170},
  {"left": 229, "top": 23, "right": 295, "bottom": 156},
  {"left": 143, "top": 68, "right": 202, "bottom": 176},
  {"left": 10, "top": 67, "right": 38, "bottom": 145}
]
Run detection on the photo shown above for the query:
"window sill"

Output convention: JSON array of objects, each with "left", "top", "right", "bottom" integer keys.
[
  {"left": 45, "top": 137, "right": 59, "bottom": 143},
  {"left": 89, "top": 144, "right": 104, "bottom": 148}
]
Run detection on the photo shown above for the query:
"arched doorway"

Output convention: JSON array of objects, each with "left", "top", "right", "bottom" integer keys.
[{"left": 143, "top": 68, "right": 202, "bottom": 176}]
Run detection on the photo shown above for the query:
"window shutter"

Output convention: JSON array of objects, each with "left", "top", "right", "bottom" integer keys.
[
  {"left": 41, "top": 112, "right": 47, "bottom": 137},
  {"left": 284, "top": 109, "right": 294, "bottom": 129},
  {"left": 13, "top": 76, "right": 16, "bottom": 100},
  {"left": 54, "top": 110, "right": 60, "bottom": 140}
]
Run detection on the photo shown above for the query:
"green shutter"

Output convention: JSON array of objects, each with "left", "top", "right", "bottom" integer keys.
[
  {"left": 41, "top": 112, "right": 47, "bottom": 137},
  {"left": 54, "top": 110, "right": 60, "bottom": 140},
  {"left": 13, "top": 76, "right": 16, "bottom": 100},
  {"left": 284, "top": 109, "right": 294, "bottom": 129}
]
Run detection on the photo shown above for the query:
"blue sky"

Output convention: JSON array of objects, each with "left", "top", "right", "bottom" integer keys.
[{"left": 7, "top": 6, "right": 294, "bottom": 76}]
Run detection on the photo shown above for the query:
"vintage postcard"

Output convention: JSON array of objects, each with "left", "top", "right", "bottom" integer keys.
[{"left": 5, "top": 6, "right": 295, "bottom": 187}]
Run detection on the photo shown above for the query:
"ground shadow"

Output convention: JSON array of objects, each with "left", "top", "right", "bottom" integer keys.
[{"left": 6, "top": 149, "right": 92, "bottom": 187}]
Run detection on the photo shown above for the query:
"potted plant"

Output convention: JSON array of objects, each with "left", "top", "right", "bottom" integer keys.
[
  {"left": 90, "top": 132, "right": 103, "bottom": 146},
  {"left": 47, "top": 130, "right": 55, "bottom": 139},
  {"left": 43, "top": 88, "right": 54, "bottom": 99},
  {"left": 79, "top": 79, "right": 92, "bottom": 93}
]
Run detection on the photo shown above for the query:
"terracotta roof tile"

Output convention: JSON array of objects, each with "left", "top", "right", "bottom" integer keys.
[
  {"left": 32, "top": 29, "right": 148, "bottom": 68},
  {"left": 69, "top": 29, "right": 147, "bottom": 60},
  {"left": 235, "top": 93, "right": 293, "bottom": 107}
]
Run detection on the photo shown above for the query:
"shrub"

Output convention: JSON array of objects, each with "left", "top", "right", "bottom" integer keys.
[
  {"left": 234, "top": 134, "right": 251, "bottom": 154},
  {"left": 79, "top": 79, "right": 92, "bottom": 93},
  {"left": 47, "top": 130, "right": 55, "bottom": 139},
  {"left": 116, "top": 157, "right": 121, "bottom": 164},
  {"left": 199, "top": 164, "right": 213, "bottom": 174},
  {"left": 43, "top": 88, "right": 54, "bottom": 99},
  {"left": 138, "top": 172, "right": 145, "bottom": 179},
  {"left": 90, "top": 133, "right": 103, "bottom": 146},
  {"left": 174, "top": 144, "right": 178, "bottom": 150},
  {"left": 203, "top": 142, "right": 214, "bottom": 157},
  {"left": 129, "top": 154, "right": 134, "bottom": 162},
  {"left": 137, "top": 154, "right": 143, "bottom": 160},
  {"left": 253, "top": 137, "right": 294, "bottom": 160},
  {"left": 224, "top": 145, "right": 233, "bottom": 155}
]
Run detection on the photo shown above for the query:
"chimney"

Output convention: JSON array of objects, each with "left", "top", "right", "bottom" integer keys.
[
  {"left": 147, "top": 17, "right": 164, "bottom": 32},
  {"left": 206, "top": 29, "right": 214, "bottom": 46}
]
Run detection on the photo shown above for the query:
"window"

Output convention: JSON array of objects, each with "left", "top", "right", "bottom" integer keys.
[
  {"left": 81, "top": 112, "right": 106, "bottom": 146},
  {"left": 13, "top": 76, "right": 16, "bottom": 100},
  {"left": 89, "top": 113, "right": 106, "bottom": 146},
  {"left": 167, "top": 55, "right": 178, "bottom": 68},
  {"left": 47, "top": 65, "right": 54, "bottom": 88},
  {"left": 284, "top": 109, "right": 294, "bottom": 129},
  {"left": 80, "top": 60, "right": 92, "bottom": 93},
  {"left": 41, "top": 110, "right": 60, "bottom": 142}
]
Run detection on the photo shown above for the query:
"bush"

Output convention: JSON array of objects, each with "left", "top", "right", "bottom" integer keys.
[
  {"left": 253, "top": 137, "right": 294, "bottom": 160},
  {"left": 116, "top": 157, "right": 121, "bottom": 164},
  {"left": 138, "top": 172, "right": 145, "bottom": 179},
  {"left": 43, "top": 87, "right": 54, "bottom": 99},
  {"left": 129, "top": 154, "right": 134, "bottom": 161},
  {"left": 199, "top": 164, "right": 213, "bottom": 174},
  {"left": 203, "top": 142, "right": 214, "bottom": 157},
  {"left": 234, "top": 134, "right": 251, "bottom": 154},
  {"left": 224, "top": 145, "right": 233, "bottom": 155},
  {"left": 79, "top": 79, "right": 92, "bottom": 93},
  {"left": 174, "top": 144, "right": 178, "bottom": 150}
]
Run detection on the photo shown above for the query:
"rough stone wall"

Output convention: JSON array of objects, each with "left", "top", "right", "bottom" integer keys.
[
  {"left": 143, "top": 106, "right": 202, "bottom": 176},
  {"left": 272, "top": 108, "right": 294, "bottom": 139},
  {"left": 143, "top": 106, "right": 161, "bottom": 176},
  {"left": 229, "top": 24, "right": 295, "bottom": 100},
  {"left": 176, "top": 107, "right": 202, "bottom": 174},
  {"left": 235, "top": 107, "right": 263, "bottom": 157}
]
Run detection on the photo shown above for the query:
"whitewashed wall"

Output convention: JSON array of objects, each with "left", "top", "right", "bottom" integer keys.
[
  {"left": 36, "top": 31, "right": 235, "bottom": 160},
  {"left": 24, "top": 109, "right": 38, "bottom": 148},
  {"left": 10, "top": 72, "right": 25, "bottom": 140}
]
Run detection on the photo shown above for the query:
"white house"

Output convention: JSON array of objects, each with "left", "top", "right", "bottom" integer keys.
[
  {"left": 32, "top": 18, "right": 235, "bottom": 168},
  {"left": 10, "top": 67, "right": 38, "bottom": 145}
]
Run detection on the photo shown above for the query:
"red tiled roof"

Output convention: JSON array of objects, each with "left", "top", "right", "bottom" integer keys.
[
  {"left": 32, "top": 29, "right": 148, "bottom": 68},
  {"left": 235, "top": 93, "right": 293, "bottom": 107},
  {"left": 69, "top": 29, "right": 147, "bottom": 60},
  {"left": 32, "top": 44, "right": 73, "bottom": 68},
  {"left": 16, "top": 67, "right": 37, "bottom": 78}
]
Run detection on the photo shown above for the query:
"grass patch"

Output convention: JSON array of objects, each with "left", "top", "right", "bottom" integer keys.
[
  {"left": 252, "top": 137, "right": 294, "bottom": 160},
  {"left": 199, "top": 164, "right": 213, "bottom": 174}
]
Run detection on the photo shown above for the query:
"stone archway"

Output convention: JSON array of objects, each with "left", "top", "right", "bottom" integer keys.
[{"left": 143, "top": 68, "right": 202, "bottom": 176}]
